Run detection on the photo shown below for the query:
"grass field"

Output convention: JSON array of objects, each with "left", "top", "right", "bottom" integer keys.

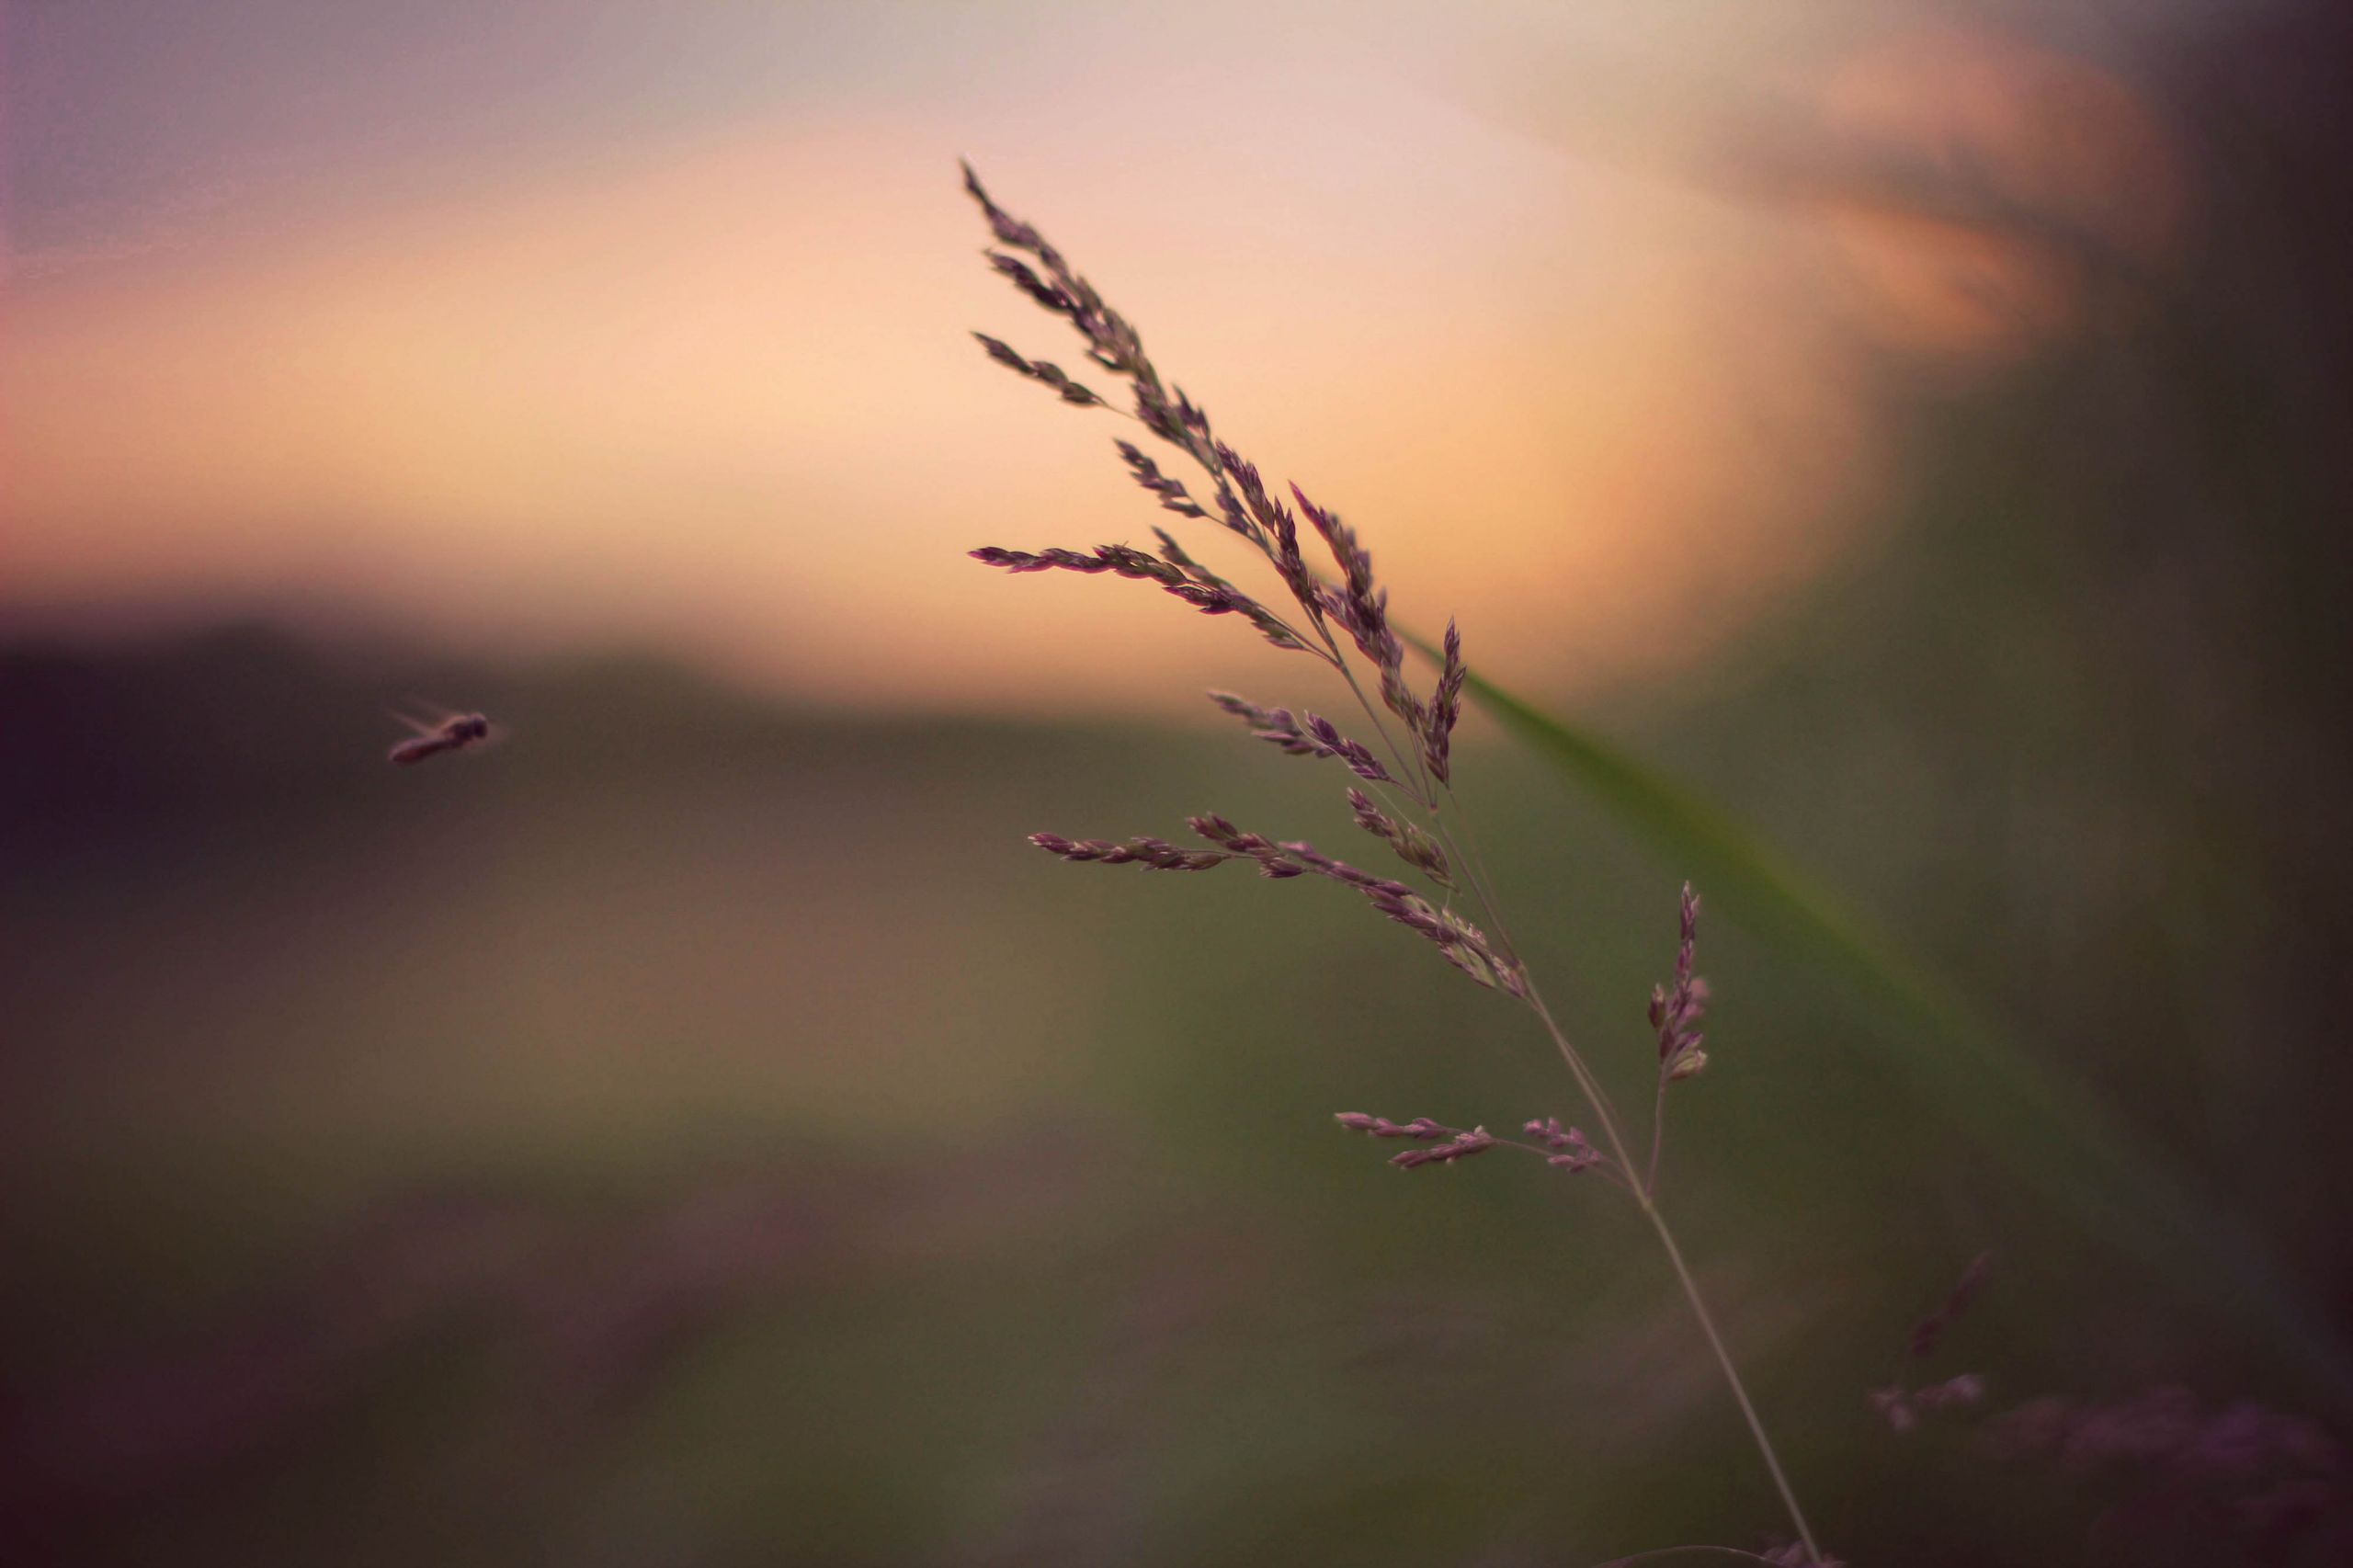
[{"left": 6, "top": 564, "right": 2347, "bottom": 1565}]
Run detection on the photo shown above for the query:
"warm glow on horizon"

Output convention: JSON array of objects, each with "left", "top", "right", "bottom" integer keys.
[{"left": 0, "top": 2, "right": 2183, "bottom": 714}]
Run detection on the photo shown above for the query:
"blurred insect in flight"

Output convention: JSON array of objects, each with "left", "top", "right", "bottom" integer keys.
[{"left": 386, "top": 702, "right": 495, "bottom": 766}]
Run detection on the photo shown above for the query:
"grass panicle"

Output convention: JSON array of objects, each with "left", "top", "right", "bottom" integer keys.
[{"left": 960, "top": 161, "right": 1825, "bottom": 1566}]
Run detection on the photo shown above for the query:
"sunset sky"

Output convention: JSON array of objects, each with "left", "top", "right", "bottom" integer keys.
[{"left": 1, "top": 0, "right": 2194, "bottom": 713}]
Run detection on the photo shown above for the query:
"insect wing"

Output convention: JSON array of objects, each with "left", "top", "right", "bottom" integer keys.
[{"left": 404, "top": 694, "right": 470, "bottom": 726}]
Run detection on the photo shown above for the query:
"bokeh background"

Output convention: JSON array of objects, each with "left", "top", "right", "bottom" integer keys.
[{"left": 6, "top": 1, "right": 2352, "bottom": 1562}]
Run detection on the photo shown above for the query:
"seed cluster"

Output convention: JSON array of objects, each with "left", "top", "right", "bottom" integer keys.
[
  {"left": 1652, "top": 881, "right": 1711, "bottom": 1082},
  {"left": 955, "top": 164, "right": 1832, "bottom": 1568},
  {"left": 961, "top": 161, "right": 1501, "bottom": 989}
]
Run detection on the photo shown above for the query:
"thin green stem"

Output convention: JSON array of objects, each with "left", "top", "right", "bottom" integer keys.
[
  {"left": 1524, "top": 986, "right": 1821, "bottom": 1566},
  {"left": 1638, "top": 1203, "right": 1823, "bottom": 1567},
  {"left": 1437, "top": 782, "right": 1515, "bottom": 954},
  {"left": 1524, "top": 988, "right": 1642, "bottom": 1194},
  {"left": 1324, "top": 633, "right": 1436, "bottom": 810},
  {"left": 1648, "top": 1071, "right": 1669, "bottom": 1197}
]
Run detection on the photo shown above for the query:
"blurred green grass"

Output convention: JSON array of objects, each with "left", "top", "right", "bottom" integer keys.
[{"left": 5, "top": 584, "right": 2344, "bottom": 1564}]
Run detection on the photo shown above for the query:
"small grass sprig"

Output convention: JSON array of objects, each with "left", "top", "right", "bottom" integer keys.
[
  {"left": 1336, "top": 1112, "right": 1619, "bottom": 1180},
  {"left": 1347, "top": 786, "right": 1452, "bottom": 888},
  {"left": 970, "top": 332, "right": 1106, "bottom": 406},
  {"left": 1207, "top": 692, "right": 1393, "bottom": 781},
  {"left": 957, "top": 162, "right": 1827, "bottom": 1565}
]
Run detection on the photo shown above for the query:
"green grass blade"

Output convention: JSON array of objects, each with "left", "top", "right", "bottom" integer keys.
[{"left": 1451, "top": 657, "right": 2353, "bottom": 1414}]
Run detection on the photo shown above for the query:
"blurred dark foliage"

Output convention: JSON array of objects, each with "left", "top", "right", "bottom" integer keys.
[{"left": 1658, "top": 0, "right": 2353, "bottom": 1282}]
